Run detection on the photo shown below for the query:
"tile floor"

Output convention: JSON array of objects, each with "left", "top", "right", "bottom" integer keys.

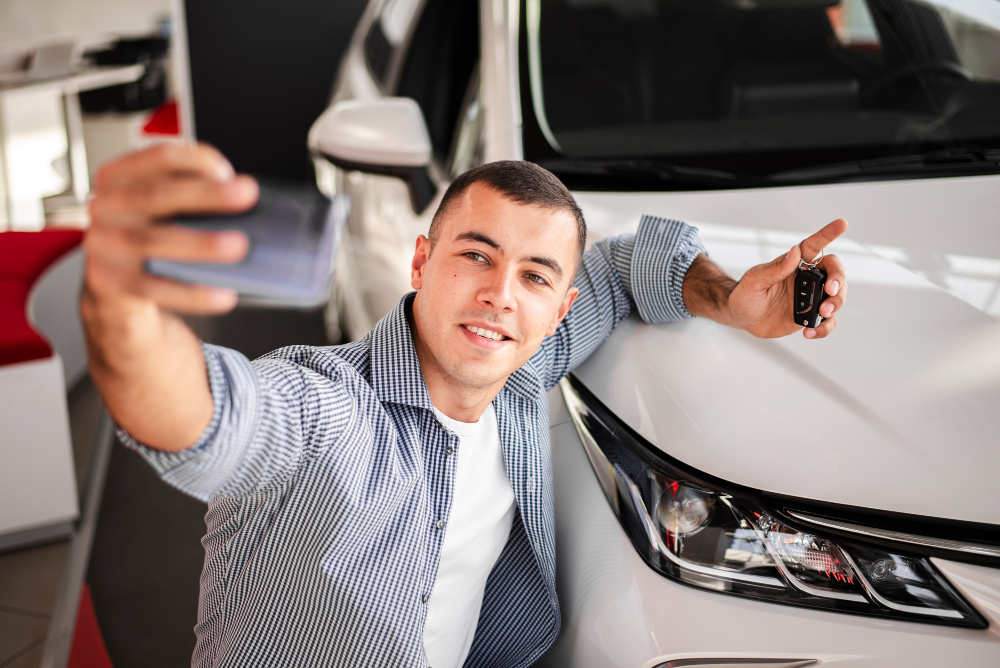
[{"left": 0, "top": 377, "right": 103, "bottom": 668}]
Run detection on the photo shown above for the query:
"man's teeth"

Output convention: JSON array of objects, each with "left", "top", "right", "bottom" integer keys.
[{"left": 465, "top": 325, "right": 505, "bottom": 341}]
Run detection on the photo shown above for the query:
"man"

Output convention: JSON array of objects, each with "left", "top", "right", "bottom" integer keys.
[{"left": 82, "top": 144, "right": 848, "bottom": 668}]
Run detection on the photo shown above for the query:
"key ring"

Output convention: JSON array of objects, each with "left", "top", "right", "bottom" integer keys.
[{"left": 798, "top": 249, "right": 824, "bottom": 271}]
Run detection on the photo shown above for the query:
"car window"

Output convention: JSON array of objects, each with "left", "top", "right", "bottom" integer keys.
[
  {"left": 396, "top": 0, "right": 480, "bottom": 164},
  {"left": 364, "top": 0, "right": 423, "bottom": 87},
  {"left": 521, "top": 0, "right": 1000, "bottom": 181}
]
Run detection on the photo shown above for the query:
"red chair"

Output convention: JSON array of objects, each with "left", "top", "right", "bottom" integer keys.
[{"left": 0, "top": 229, "right": 83, "bottom": 550}]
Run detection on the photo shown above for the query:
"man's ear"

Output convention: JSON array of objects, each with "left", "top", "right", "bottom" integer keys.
[
  {"left": 411, "top": 235, "right": 431, "bottom": 290},
  {"left": 545, "top": 286, "right": 579, "bottom": 336}
]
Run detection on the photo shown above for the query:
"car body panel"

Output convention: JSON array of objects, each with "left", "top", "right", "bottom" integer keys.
[
  {"left": 481, "top": 0, "right": 522, "bottom": 162},
  {"left": 541, "top": 400, "right": 1000, "bottom": 667},
  {"left": 934, "top": 557, "right": 1000, "bottom": 631},
  {"left": 570, "top": 177, "right": 1000, "bottom": 524}
]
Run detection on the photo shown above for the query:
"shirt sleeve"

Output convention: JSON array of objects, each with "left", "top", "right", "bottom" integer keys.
[
  {"left": 534, "top": 214, "right": 705, "bottom": 390},
  {"left": 116, "top": 343, "right": 355, "bottom": 502}
]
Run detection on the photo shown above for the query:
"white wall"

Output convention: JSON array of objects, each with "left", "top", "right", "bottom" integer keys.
[{"left": 0, "top": 0, "right": 171, "bottom": 72}]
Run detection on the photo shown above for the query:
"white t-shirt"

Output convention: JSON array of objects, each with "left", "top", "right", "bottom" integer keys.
[{"left": 424, "top": 403, "right": 517, "bottom": 668}]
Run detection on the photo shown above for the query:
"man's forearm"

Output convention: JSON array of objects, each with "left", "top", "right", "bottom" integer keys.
[
  {"left": 82, "top": 290, "right": 214, "bottom": 452},
  {"left": 681, "top": 253, "right": 741, "bottom": 328},
  {"left": 80, "top": 143, "right": 254, "bottom": 452}
]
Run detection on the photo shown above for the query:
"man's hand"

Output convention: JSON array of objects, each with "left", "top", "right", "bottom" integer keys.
[
  {"left": 683, "top": 219, "right": 849, "bottom": 340},
  {"left": 85, "top": 143, "right": 256, "bottom": 314},
  {"left": 82, "top": 143, "right": 258, "bottom": 451}
]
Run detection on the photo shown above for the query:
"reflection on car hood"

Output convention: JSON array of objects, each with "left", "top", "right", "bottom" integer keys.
[{"left": 570, "top": 175, "right": 1000, "bottom": 524}]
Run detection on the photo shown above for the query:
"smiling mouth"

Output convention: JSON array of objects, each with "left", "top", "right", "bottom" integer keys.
[{"left": 462, "top": 324, "right": 511, "bottom": 342}]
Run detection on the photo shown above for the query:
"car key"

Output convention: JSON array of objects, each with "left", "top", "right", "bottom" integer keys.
[{"left": 793, "top": 252, "right": 827, "bottom": 329}]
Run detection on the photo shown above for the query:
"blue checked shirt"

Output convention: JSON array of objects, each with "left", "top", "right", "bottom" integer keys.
[{"left": 120, "top": 215, "right": 705, "bottom": 668}]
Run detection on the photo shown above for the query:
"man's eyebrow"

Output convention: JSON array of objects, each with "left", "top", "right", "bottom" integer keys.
[
  {"left": 454, "top": 231, "right": 564, "bottom": 279},
  {"left": 454, "top": 231, "right": 502, "bottom": 251},
  {"left": 525, "top": 255, "right": 564, "bottom": 279}
]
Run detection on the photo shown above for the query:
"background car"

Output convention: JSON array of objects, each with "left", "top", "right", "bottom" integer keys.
[{"left": 308, "top": 0, "right": 1000, "bottom": 665}]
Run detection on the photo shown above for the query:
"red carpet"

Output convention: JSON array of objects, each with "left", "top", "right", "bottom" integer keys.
[{"left": 68, "top": 584, "right": 114, "bottom": 668}]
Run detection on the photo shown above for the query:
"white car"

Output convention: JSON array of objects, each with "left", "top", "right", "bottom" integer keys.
[{"left": 308, "top": 0, "right": 1000, "bottom": 665}]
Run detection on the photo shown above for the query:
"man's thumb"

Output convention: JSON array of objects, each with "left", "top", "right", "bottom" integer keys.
[{"left": 755, "top": 244, "right": 800, "bottom": 285}]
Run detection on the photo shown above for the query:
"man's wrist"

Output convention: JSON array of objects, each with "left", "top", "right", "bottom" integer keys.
[
  {"left": 681, "top": 254, "right": 742, "bottom": 328},
  {"left": 81, "top": 284, "right": 178, "bottom": 376}
]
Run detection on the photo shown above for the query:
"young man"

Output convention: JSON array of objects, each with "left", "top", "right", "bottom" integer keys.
[{"left": 82, "top": 144, "right": 848, "bottom": 668}]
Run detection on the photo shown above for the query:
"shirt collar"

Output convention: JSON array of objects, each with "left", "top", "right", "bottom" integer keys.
[
  {"left": 368, "top": 292, "right": 544, "bottom": 408},
  {"left": 369, "top": 292, "right": 434, "bottom": 410}
]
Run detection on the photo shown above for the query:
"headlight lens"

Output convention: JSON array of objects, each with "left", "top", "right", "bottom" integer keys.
[{"left": 561, "top": 376, "right": 987, "bottom": 628}]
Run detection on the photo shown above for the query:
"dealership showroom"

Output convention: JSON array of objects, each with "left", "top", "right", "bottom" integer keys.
[{"left": 1, "top": 0, "right": 999, "bottom": 666}]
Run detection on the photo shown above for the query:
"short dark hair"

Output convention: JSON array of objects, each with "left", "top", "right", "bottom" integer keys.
[{"left": 429, "top": 160, "right": 586, "bottom": 263}]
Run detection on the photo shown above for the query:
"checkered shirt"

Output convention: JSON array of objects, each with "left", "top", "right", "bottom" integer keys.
[{"left": 119, "top": 215, "right": 704, "bottom": 667}]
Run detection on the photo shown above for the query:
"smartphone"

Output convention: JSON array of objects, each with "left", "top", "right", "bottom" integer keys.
[{"left": 146, "top": 181, "right": 349, "bottom": 309}]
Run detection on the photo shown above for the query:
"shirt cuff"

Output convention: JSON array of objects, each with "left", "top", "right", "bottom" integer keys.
[
  {"left": 627, "top": 214, "right": 706, "bottom": 323},
  {"left": 116, "top": 343, "right": 258, "bottom": 500}
]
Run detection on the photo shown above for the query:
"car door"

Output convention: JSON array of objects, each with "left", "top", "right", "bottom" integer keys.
[{"left": 323, "top": 0, "right": 484, "bottom": 341}]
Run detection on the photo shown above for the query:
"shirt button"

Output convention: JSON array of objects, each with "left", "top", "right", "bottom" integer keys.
[
  {"left": 445, "top": 446, "right": 454, "bottom": 455},
  {"left": 422, "top": 593, "right": 430, "bottom": 603},
  {"left": 436, "top": 519, "right": 446, "bottom": 530}
]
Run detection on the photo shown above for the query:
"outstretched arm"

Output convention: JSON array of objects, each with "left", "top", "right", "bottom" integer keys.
[
  {"left": 534, "top": 216, "right": 849, "bottom": 388},
  {"left": 682, "top": 219, "right": 849, "bottom": 340},
  {"left": 82, "top": 144, "right": 256, "bottom": 452},
  {"left": 535, "top": 215, "right": 705, "bottom": 388}
]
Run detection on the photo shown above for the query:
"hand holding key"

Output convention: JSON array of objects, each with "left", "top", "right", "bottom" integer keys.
[{"left": 726, "top": 219, "right": 849, "bottom": 340}]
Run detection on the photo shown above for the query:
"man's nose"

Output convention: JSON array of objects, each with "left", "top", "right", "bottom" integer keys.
[{"left": 477, "top": 267, "right": 517, "bottom": 313}]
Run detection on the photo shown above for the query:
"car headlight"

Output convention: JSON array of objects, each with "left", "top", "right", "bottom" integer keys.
[{"left": 560, "top": 376, "right": 988, "bottom": 628}]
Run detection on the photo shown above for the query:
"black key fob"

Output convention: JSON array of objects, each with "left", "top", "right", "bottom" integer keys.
[{"left": 794, "top": 265, "right": 827, "bottom": 329}]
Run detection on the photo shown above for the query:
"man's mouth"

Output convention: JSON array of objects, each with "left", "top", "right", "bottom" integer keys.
[{"left": 462, "top": 324, "right": 510, "bottom": 342}]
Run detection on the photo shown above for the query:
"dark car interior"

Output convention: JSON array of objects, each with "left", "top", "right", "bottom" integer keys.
[{"left": 533, "top": 0, "right": 1000, "bottom": 163}]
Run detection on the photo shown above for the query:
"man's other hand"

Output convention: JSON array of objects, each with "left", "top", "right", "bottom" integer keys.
[
  {"left": 85, "top": 143, "right": 257, "bottom": 315},
  {"left": 729, "top": 219, "right": 849, "bottom": 340}
]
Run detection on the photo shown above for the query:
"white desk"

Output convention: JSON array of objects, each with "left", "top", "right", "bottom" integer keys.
[{"left": 0, "top": 64, "right": 143, "bottom": 230}]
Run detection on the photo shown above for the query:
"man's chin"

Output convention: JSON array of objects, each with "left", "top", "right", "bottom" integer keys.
[{"left": 443, "top": 359, "right": 516, "bottom": 391}]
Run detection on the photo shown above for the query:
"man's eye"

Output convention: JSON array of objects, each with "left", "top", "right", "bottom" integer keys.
[
  {"left": 465, "top": 252, "right": 488, "bottom": 263},
  {"left": 526, "top": 273, "right": 548, "bottom": 286}
]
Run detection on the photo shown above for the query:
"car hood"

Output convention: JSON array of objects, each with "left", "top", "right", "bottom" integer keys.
[{"left": 570, "top": 175, "right": 1000, "bottom": 525}]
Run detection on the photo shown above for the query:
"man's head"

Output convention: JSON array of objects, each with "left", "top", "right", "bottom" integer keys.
[{"left": 410, "top": 161, "right": 585, "bottom": 395}]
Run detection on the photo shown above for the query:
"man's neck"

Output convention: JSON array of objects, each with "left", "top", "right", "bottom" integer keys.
[
  {"left": 423, "top": 369, "right": 503, "bottom": 423},
  {"left": 407, "top": 299, "right": 506, "bottom": 423}
]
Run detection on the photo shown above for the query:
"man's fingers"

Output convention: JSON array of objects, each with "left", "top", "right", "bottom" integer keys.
[
  {"left": 819, "top": 253, "right": 847, "bottom": 296},
  {"left": 748, "top": 244, "right": 802, "bottom": 287},
  {"left": 85, "top": 235, "right": 244, "bottom": 314},
  {"left": 141, "top": 225, "right": 249, "bottom": 264},
  {"left": 95, "top": 142, "right": 235, "bottom": 191},
  {"left": 144, "top": 175, "right": 258, "bottom": 220},
  {"left": 89, "top": 175, "right": 258, "bottom": 228},
  {"left": 819, "top": 281, "right": 847, "bottom": 318},
  {"left": 138, "top": 274, "right": 240, "bottom": 314},
  {"left": 803, "top": 314, "right": 837, "bottom": 339},
  {"left": 88, "top": 224, "right": 248, "bottom": 267},
  {"left": 799, "top": 219, "right": 848, "bottom": 264}
]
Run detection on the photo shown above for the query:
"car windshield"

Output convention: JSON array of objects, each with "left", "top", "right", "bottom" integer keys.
[{"left": 521, "top": 0, "right": 1000, "bottom": 182}]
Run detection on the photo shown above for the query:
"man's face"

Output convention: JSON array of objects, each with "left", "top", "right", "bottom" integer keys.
[{"left": 410, "top": 183, "right": 580, "bottom": 391}]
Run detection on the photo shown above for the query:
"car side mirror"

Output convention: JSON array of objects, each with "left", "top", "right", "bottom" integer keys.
[{"left": 308, "top": 97, "right": 436, "bottom": 214}]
